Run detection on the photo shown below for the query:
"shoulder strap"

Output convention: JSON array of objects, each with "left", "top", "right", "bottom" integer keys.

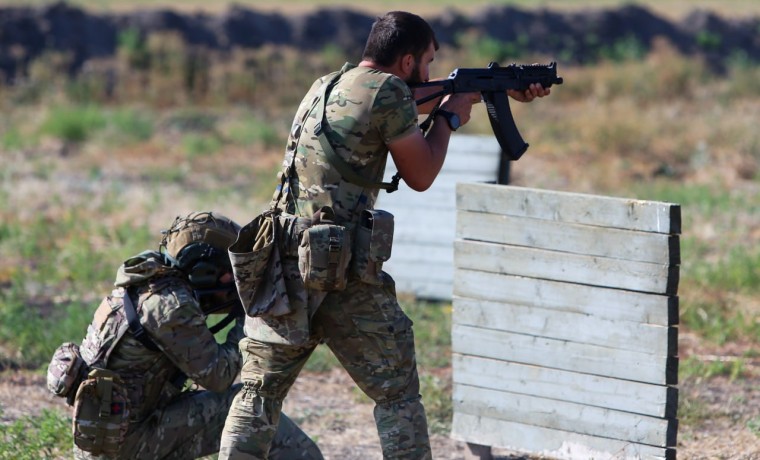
[
  {"left": 312, "top": 67, "right": 401, "bottom": 193},
  {"left": 122, "top": 288, "right": 161, "bottom": 352}
]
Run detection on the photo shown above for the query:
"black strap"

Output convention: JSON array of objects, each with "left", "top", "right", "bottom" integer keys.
[
  {"left": 122, "top": 289, "right": 161, "bottom": 352},
  {"left": 208, "top": 311, "right": 238, "bottom": 334}
]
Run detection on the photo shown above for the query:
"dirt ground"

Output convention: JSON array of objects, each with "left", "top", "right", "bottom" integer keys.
[{"left": 2, "top": 358, "right": 758, "bottom": 460}]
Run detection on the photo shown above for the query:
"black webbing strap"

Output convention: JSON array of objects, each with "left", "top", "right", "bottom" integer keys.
[
  {"left": 122, "top": 289, "right": 161, "bottom": 352},
  {"left": 208, "top": 311, "right": 238, "bottom": 334}
]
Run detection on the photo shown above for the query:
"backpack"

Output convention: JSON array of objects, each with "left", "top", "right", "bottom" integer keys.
[{"left": 47, "top": 285, "right": 163, "bottom": 455}]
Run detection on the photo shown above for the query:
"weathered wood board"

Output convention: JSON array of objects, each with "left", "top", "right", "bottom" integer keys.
[
  {"left": 451, "top": 183, "right": 680, "bottom": 460},
  {"left": 375, "top": 135, "right": 501, "bottom": 300}
]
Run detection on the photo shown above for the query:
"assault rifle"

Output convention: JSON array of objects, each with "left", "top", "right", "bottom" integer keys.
[{"left": 412, "top": 61, "right": 563, "bottom": 162}]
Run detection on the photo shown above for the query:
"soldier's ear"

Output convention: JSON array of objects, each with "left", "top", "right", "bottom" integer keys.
[{"left": 399, "top": 53, "right": 415, "bottom": 77}]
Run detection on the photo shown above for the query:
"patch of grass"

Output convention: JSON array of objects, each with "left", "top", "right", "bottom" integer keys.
[
  {"left": 165, "top": 109, "right": 218, "bottom": 134},
  {"left": 226, "top": 115, "right": 283, "bottom": 149},
  {"left": 680, "top": 296, "right": 760, "bottom": 346},
  {"left": 748, "top": 416, "right": 760, "bottom": 438},
  {"left": 599, "top": 35, "right": 648, "bottom": 62},
  {"left": 405, "top": 300, "right": 452, "bottom": 369},
  {"left": 108, "top": 107, "right": 155, "bottom": 144},
  {"left": 420, "top": 373, "right": 453, "bottom": 435},
  {"left": 679, "top": 356, "right": 746, "bottom": 381},
  {"left": 694, "top": 248, "right": 760, "bottom": 294},
  {"left": 182, "top": 133, "right": 223, "bottom": 157},
  {"left": 0, "top": 211, "right": 153, "bottom": 368},
  {"left": 0, "top": 289, "right": 92, "bottom": 368},
  {"left": 39, "top": 105, "right": 107, "bottom": 143},
  {"left": 677, "top": 389, "right": 712, "bottom": 427},
  {"left": 455, "top": 32, "right": 528, "bottom": 64},
  {"left": 303, "top": 344, "right": 341, "bottom": 373},
  {"left": 1, "top": 127, "right": 26, "bottom": 151},
  {"left": 0, "top": 408, "right": 71, "bottom": 459}
]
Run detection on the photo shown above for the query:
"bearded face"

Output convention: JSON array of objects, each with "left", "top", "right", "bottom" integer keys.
[{"left": 406, "top": 57, "right": 424, "bottom": 85}]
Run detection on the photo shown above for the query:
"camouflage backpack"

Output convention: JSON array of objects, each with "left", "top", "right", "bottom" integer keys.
[{"left": 47, "top": 282, "right": 166, "bottom": 455}]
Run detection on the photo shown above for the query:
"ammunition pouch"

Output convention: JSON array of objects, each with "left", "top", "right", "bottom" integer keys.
[
  {"left": 298, "top": 218, "right": 352, "bottom": 291},
  {"left": 352, "top": 209, "right": 394, "bottom": 285}
]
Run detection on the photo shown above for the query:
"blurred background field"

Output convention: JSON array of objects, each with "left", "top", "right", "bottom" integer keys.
[
  {"left": 0, "top": 1, "right": 759, "bottom": 458},
  {"left": 3, "top": 0, "right": 760, "bottom": 18}
]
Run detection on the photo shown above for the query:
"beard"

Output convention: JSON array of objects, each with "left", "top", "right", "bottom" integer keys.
[{"left": 405, "top": 59, "right": 424, "bottom": 85}]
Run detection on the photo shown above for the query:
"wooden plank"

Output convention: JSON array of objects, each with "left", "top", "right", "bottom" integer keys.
[
  {"left": 453, "top": 354, "right": 678, "bottom": 419},
  {"left": 455, "top": 240, "right": 679, "bottom": 295},
  {"left": 383, "top": 134, "right": 500, "bottom": 176},
  {"left": 452, "top": 413, "right": 675, "bottom": 460},
  {"left": 378, "top": 188, "right": 454, "bottom": 212},
  {"left": 452, "top": 297, "right": 677, "bottom": 356},
  {"left": 453, "top": 270, "right": 678, "bottom": 326},
  {"left": 386, "top": 242, "right": 451, "bottom": 266},
  {"left": 453, "top": 384, "right": 677, "bottom": 447},
  {"left": 457, "top": 210, "right": 680, "bottom": 265},
  {"left": 389, "top": 208, "right": 455, "bottom": 237},
  {"left": 452, "top": 324, "right": 678, "bottom": 385},
  {"left": 456, "top": 183, "right": 681, "bottom": 234}
]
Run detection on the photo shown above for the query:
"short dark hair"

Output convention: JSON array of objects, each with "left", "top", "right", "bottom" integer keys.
[{"left": 362, "top": 11, "right": 439, "bottom": 67}]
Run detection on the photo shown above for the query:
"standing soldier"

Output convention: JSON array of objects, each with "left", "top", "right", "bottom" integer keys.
[
  {"left": 47, "top": 211, "right": 323, "bottom": 459},
  {"left": 220, "top": 10, "right": 549, "bottom": 460}
]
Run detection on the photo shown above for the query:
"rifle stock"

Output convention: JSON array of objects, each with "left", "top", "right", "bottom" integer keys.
[{"left": 412, "top": 61, "right": 563, "bottom": 161}]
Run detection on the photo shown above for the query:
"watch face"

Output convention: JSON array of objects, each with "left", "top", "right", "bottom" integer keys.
[{"left": 449, "top": 113, "right": 461, "bottom": 130}]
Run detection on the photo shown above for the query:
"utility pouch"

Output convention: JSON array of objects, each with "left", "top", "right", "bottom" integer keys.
[
  {"left": 229, "top": 211, "right": 290, "bottom": 317},
  {"left": 47, "top": 342, "right": 88, "bottom": 406},
  {"left": 353, "top": 209, "right": 394, "bottom": 285},
  {"left": 72, "top": 368, "right": 130, "bottom": 456},
  {"left": 298, "top": 209, "right": 352, "bottom": 291}
]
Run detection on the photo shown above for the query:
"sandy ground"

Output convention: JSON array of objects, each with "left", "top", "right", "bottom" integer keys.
[{"left": 3, "top": 363, "right": 758, "bottom": 460}]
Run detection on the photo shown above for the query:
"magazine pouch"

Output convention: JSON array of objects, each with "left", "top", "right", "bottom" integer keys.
[
  {"left": 352, "top": 209, "right": 394, "bottom": 285},
  {"left": 298, "top": 207, "right": 352, "bottom": 291}
]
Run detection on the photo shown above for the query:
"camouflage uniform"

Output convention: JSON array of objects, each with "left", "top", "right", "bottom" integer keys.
[
  {"left": 73, "top": 251, "right": 322, "bottom": 460},
  {"left": 220, "top": 63, "right": 432, "bottom": 459}
]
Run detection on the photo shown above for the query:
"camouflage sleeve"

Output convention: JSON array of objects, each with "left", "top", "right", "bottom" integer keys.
[
  {"left": 372, "top": 75, "right": 419, "bottom": 144},
  {"left": 139, "top": 285, "right": 241, "bottom": 393}
]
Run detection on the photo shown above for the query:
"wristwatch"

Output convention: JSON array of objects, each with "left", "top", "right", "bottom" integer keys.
[{"left": 435, "top": 109, "right": 461, "bottom": 131}]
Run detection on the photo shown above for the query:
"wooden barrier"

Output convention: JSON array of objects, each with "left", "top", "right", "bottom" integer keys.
[{"left": 451, "top": 183, "right": 680, "bottom": 460}]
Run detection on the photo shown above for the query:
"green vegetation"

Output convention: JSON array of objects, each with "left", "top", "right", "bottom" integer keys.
[
  {"left": 679, "top": 356, "right": 746, "bottom": 381},
  {"left": 0, "top": 409, "right": 71, "bottom": 460}
]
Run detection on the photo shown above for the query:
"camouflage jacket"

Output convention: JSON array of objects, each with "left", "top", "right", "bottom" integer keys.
[
  {"left": 274, "top": 62, "right": 419, "bottom": 231},
  {"left": 79, "top": 251, "right": 243, "bottom": 422}
]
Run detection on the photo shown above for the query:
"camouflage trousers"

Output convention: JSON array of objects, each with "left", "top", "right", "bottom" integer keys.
[
  {"left": 219, "top": 275, "right": 432, "bottom": 459},
  {"left": 74, "top": 382, "right": 322, "bottom": 460}
]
